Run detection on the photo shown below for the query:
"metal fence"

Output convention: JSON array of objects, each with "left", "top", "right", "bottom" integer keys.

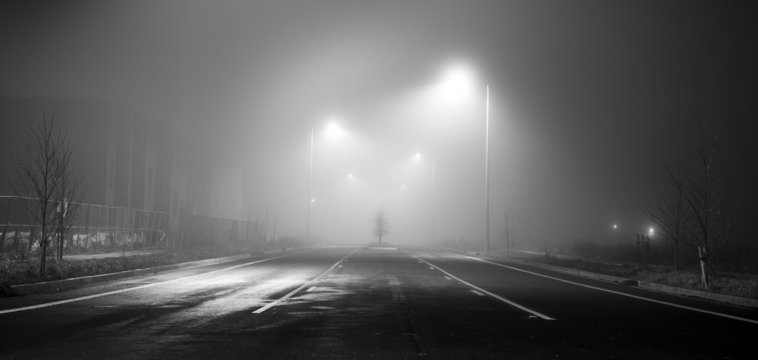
[
  {"left": 0, "top": 196, "right": 267, "bottom": 254},
  {"left": 0, "top": 195, "right": 169, "bottom": 253}
]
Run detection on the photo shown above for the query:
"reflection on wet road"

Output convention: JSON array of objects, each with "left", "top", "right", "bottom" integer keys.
[{"left": 1, "top": 246, "right": 756, "bottom": 359}]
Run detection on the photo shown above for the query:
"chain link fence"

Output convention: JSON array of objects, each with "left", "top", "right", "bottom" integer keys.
[
  {"left": 0, "top": 196, "right": 169, "bottom": 253},
  {"left": 1, "top": 196, "right": 267, "bottom": 254}
]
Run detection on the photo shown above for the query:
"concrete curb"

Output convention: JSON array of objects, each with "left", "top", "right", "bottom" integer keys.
[
  {"left": 11, "top": 253, "right": 255, "bottom": 295},
  {"left": 507, "top": 259, "right": 640, "bottom": 286},
  {"left": 637, "top": 281, "right": 758, "bottom": 308},
  {"left": 494, "top": 256, "right": 758, "bottom": 309},
  {"left": 436, "top": 247, "right": 758, "bottom": 309}
]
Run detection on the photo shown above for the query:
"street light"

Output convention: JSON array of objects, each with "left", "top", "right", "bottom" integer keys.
[
  {"left": 307, "top": 120, "right": 345, "bottom": 244},
  {"left": 436, "top": 64, "right": 491, "bottom": 254}
]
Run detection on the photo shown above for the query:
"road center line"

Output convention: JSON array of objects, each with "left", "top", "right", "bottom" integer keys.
[
  {"left": 252, "top": 248, "right": 357, "bottom": 314},
  {"left": 414, "top": 255, "right": 555, "bottom": 320},
  {"left": 459, "top": 254, "right": 758, "bottom": 325},
  {"left": 0, "top": 247, "right": 322, "bottom": 316}
]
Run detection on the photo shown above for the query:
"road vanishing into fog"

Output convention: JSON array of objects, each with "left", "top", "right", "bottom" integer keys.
[{"left": 1, "top": 246, "right": 756, "bottom": 359}]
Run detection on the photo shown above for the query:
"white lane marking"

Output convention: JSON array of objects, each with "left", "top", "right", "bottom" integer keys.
[
  {"left": 0, "top": 247, "right": 323, "bottom": 316},
  {"left": 459, "top": 254, "right": 758, "bottom": 325},
  {"left": 428, "top": 267, "right": 435, "bottom": 270},
  {"left": 306, "top": 286, "right": 317, "bottom": 292},
  {"left": 471, "top": 290, "right": 485, "bottom": 296},
  {"left": 414, "top": 255, "right": 554, "bottom": 320},
  {"left": 253, "top": 249, "right": 357, "bottom": 314},
  {"left": 444, "top": 276, "right": 452, "bottom": 281}
]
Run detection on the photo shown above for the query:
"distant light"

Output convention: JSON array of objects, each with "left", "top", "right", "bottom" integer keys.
[
  {"left": 414, "top": 153, "right": 422, "bottom": 160},
  {"left": 310, "top": 198, "right": 316, "bottom": 203},
  {"left": 347, "top": 173, "right": 354, "bottom": 179},
  {"left": 648, "top": 227, "right": 655, "bottom": 236},
  {"left": 612, "top": 224, "right": 618, "bottom": 230}
]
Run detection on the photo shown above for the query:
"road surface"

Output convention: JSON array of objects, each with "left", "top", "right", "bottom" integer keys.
[{"left": 1, "top": 245, "right": 756, "bottom": 359}]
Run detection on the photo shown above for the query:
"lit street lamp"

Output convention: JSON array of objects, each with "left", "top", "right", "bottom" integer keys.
[
  {"left": 433, "top": 64, "right": 491, "bottom": 254},
  {"left": 307, "top": 120, "right": 344, "bottom": 244}
]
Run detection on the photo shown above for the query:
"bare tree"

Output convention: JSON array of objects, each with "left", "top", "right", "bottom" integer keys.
[
  {"left": 52, "top": 142, "right": 81, "bottom": 262},
  {"left": 15, "top": 114, "right": 77, "bottom": 276},
  {"left": 680, "top": 125, "right": 733, "bottom": 289},
  {"left": 644, "top": 124, "right": 733, "bottom": 288},
  {"left": 642, "top": 156, "right": 687, "bottom": 271},
  {"left": 373, "top": 209, "right": 390, "bottom": 245}
]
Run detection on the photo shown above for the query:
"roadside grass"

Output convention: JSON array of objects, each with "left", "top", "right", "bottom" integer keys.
[
  {"left": 535, "top": 255, "right": 758, "bottom": 299},
  {"left": 0, "top": 248, "right": 247, "bottom": 288}
]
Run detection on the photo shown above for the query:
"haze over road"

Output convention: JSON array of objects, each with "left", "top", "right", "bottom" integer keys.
[{"left": 1, "top": 246, "right": 755, "bottom": 359}]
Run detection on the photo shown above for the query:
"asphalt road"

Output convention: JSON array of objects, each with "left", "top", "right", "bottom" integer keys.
[{"left": 1, "top": 245, "right": 756, "bottom": 359}]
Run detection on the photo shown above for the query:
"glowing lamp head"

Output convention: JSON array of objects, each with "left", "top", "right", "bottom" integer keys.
[{"left": 325, "top": 121, "right": 344, "bottom": 138}]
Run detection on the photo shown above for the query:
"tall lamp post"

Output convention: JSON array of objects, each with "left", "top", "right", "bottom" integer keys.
[
  {"left": 432, "top": 65, "right": 492, "bottom": 255},
  {"left": 484, "top": 85, "right": 490, "bottom": 255},
  {"left": 307, "top": 129, "right": 314, "bottom": 244},
  {"left": 307, "top": 120, "right": 345, "bottom": 243}
]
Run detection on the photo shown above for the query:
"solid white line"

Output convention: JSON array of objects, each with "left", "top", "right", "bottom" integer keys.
[
  {"left": 252, "top": 248, "right": 357, "bottom": 314},
  {"left": 414, "top": 255, "right": 554, "bottom": 320},
  {"left": 460, "top": 254, "right": 758, "bottom": 325},
  {"left": 0, "top": 247, "right": 322, "bottom": 316},
  {"left": 471, "top": 290, "right": 485, "bottom": 296}
]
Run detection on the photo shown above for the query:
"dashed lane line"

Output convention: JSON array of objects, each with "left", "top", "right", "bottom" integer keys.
[
  {"left": 252, "top": 248, "right": 358, "bottom": 314},
  {"left": 414, "top": 255, "right": 555, "bottom": 320}
]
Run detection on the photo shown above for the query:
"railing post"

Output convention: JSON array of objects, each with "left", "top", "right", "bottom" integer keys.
[{"left": 1, "top": 197, "right": 12, "bottom": 250}]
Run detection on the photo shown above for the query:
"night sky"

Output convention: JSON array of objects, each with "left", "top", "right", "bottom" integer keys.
[{"left": 1, "top": 1, "right": 755, "bottom": 248}]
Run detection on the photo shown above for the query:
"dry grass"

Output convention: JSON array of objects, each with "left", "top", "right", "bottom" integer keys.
[{"left": 537, "top": 256, "right": 758, "bottom": 299}]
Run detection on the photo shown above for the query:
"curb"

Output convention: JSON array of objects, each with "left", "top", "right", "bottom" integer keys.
[
  {"left": 637, "top": 281, "right": 758, "bottom": 308},
  {"left": 495, "top": 256, "right": 758, "bottom": 309},
  {"left": 508, "top": 259, "right": 640, "bottom": 286},
  {"left": 10, "top": 253, "right": 255, "bottom": 295},
  {"left": 440, "top": 248, "right": 758, "bottom": 309}
]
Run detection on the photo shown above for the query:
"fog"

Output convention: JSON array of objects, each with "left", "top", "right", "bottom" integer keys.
[{"left": 1, "top": 1, "right": 755, "bottom": 250}]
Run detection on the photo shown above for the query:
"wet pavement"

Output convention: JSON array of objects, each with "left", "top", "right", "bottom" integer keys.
[{"left": 1, "top": 245, "right": 756, "bottom": 359}]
